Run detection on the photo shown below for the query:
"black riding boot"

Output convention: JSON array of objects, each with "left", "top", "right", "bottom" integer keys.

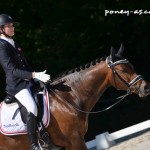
[{"left": 26, "top": 112, "right": 40, "bottom": 150}]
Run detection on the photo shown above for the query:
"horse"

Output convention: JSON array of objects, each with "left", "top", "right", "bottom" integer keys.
[{"left": 0, "top": 44, "right": 150, "bottom": 150}]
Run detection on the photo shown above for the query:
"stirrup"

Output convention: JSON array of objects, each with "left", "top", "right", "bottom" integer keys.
[
  {"left": 31, "top": 143, "right": 41, "bottom": 150},
  {"left": 38, "top": 122, "right": 54, "bottom": 149}
]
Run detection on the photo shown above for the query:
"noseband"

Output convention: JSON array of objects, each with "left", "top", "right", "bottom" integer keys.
[{"left": 106, "top": 56, "right": 143, "bottom": 94}]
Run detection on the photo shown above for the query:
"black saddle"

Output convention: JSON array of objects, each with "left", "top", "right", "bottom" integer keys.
[{"left": 4, "top": 94, "right": 17, "bottom": 104}]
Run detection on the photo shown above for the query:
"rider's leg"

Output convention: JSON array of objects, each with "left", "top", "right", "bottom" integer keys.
[
  {"left": 27, "top": 112, "right": 40, "bottom": 150},
  {"left": 15, "top": 88, "right": 40, "bottom": 150}
]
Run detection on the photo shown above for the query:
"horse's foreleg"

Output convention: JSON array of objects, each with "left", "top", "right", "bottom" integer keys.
[
  {"left": 66, "top": 136, "right": 87, "bottom": 150},
  {"left": 66, "top": 143, "right": 87, "bottom": 150},
  {"left": 50, "top": 148, "right": 63, "bottom": 150}
]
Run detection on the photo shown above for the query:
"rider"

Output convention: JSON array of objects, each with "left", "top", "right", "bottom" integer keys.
[{"left": 0, "top": 14, "right": 50, "bottom": 150}]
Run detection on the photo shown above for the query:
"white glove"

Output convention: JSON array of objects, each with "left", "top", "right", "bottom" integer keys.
[{"left": 33, "top": 70, "right": 50, "bottom": 83}]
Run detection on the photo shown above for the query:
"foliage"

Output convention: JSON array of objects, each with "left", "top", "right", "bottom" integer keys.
[{"left": 1, "top": 0, "right": 150, "bottom": 75}]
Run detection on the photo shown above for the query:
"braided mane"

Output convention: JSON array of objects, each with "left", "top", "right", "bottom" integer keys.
[{"left": 53, "top": 57, "right": 106, "bottom": 81}]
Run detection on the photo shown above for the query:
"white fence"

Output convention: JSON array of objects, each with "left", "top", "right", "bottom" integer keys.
[{"left": 86, "top": 120, "right": 150, "bottom": 150}]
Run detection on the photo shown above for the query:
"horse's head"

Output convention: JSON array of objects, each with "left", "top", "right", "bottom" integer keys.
[{"left": 106, "top": 43, "right": 150, "bottom": 97}]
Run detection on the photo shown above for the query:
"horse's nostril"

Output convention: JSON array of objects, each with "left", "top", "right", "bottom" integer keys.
[{"left": 144, "top": 85, "right": 150, "bottom": 93}]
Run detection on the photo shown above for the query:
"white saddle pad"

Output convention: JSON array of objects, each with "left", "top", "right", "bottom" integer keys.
[{"left": 0, "top": 88, "right": 50, "bottom": 135}]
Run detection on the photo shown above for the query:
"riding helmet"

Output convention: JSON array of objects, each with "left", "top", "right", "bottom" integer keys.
[{"left": 0, "top": 14, "right": 14, "bottom": 26}]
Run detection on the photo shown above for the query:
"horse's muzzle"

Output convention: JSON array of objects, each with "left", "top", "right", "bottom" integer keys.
[
  {"left": 139, "top": 83, "right": 150, "bottom": 97},
  {"left": 144, "top": 84, "right": 150, "bottom": 95}
]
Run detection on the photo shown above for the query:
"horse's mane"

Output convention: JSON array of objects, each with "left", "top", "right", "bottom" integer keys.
[{"left": 52, "top": 56, "right": 106, "bottom": 81}]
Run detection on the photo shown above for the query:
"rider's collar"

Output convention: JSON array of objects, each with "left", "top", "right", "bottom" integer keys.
[{"left": 0, "top": 36, "right": 15, "bottom": 47}]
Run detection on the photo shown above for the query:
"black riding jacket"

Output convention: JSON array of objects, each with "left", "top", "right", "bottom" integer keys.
[{"left": 0, "top": 39, "right": 33, "bottom": 95}]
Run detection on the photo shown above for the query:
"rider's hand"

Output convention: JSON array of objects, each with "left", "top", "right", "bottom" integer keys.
[{"left": 32, "top": 70, "right": 50, "bottom": 83}]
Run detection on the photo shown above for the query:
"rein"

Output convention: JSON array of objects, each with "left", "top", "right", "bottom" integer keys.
[{"left": 49, "top": 88, "right": 131, "bottom": 114}]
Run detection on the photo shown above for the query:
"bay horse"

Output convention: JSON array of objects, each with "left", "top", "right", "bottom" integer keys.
[{"left": 0, "top": 44, "right": 150, "bottom": 150}]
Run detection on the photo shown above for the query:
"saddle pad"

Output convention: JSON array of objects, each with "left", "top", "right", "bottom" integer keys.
[{"left": 0, "top": 88, "right": 50, "bottom": 135}]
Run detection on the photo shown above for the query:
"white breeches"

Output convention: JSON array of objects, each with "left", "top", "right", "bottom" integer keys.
[{"left": 15, "top": 87, "right": 38, "bottom": 116}]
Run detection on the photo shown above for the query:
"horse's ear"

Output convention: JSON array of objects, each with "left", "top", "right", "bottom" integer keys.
[
  {"left": 117, "top": 43, "right": 124, "bottom": 56},
  {"left": 110, "top": 46, "right": 116, "bottom": 61}
]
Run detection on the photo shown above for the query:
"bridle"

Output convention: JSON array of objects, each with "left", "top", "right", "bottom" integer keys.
[{"left": 106, "top": 56, "right": 143, "bottom": 95}]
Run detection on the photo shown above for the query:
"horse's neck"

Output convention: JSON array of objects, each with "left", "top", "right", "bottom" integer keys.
[{"left": 68, "top": 61, "right": 109, "bottom": 112}]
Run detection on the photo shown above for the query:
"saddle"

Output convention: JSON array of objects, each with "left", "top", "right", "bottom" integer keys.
[
  {"left": 0, "top": 83, "right": 52, "bottom": 148},
  {"left": 3, "top": 81, "right": 45, "bottom": 123},
  {"left": 3, "top": 93, "right": 44, "bottom": 124}
]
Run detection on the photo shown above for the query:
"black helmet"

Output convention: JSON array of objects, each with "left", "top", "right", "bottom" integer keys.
[{"left": 0, "top": 14, "right": 14, "bottom": 26}]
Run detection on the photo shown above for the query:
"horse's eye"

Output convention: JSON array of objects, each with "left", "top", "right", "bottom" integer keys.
[{"left": 122, "top": 69, "right": 127, "bottom": 73}]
